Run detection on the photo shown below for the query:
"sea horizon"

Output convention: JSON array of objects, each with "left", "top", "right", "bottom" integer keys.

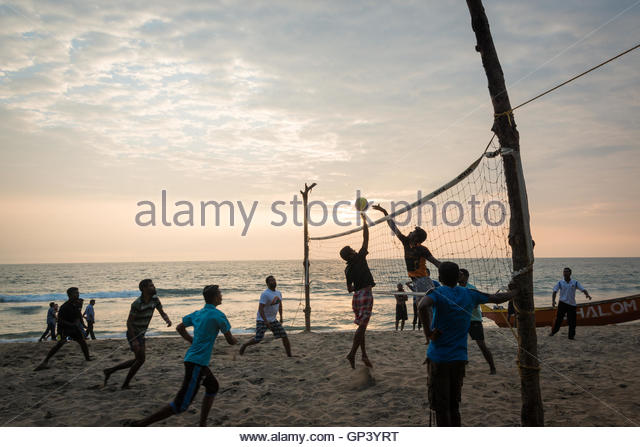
[{"left": 1, "top": 257, "right": 638, "bottom": 343}]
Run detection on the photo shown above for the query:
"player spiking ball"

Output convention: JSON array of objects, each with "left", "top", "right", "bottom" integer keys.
[{"left": 372, "top": 204, "right": 441, "bottom": 295}]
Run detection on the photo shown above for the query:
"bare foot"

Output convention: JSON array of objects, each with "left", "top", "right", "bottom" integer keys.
[
  {"left": 361, "top": 356, "right": 373, "bottom": 368},
  {"left": 490, "top": 368, "right": 497, "bottom": 375},
  {"left": 239, "top": 344, "right": 246, "bottom": 356},
  {"left": 121, "top": 384, "right": 131, "bottom": 390},
  {"left": 346, "top": 354, "right": 355, "bottom": 369}
]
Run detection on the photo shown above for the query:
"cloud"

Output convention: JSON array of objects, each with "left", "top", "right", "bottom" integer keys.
[{"left": 0, "top": 0, "right": 639, "bottom": 260}]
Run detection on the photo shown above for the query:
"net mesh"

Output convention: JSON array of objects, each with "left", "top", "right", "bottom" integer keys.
[{"left": 309, "top": 137, "right": 513, "bottom": 295}]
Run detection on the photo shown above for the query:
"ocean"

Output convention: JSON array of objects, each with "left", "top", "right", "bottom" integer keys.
[{"left": 0, "top": 258, "right": 638, "bottom": 342}]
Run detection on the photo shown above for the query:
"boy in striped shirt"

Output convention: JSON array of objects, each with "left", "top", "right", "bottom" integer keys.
[{"left": 103, "top": 279, "right": 172, "bottom": 389}]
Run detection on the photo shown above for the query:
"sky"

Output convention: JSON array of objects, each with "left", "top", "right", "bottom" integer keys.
[{"left": 0, "top": 0, "right": 639, "bottom": 263}]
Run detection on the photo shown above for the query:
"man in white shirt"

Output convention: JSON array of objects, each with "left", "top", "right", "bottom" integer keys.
[
  {"left": 239, "top": 275, "right": 292, "bottom": 357},
  {"left": 550, "top": 267, "right": 592, "bottom": 340},
  {"left": 83, "top": 299, "right": 96, "bottom": 340}
]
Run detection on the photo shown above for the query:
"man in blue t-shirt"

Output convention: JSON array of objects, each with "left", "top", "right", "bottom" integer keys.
[
  {"left": 132, "top": 285, "right": 238, "bottom": 427},
  {"left": 417, "top": 262, "right": 517, "bottom": 426}
]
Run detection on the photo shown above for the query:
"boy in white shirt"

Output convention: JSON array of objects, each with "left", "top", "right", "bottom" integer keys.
[{"left": 239, "top": 275, "right": 292, "bottom": 357}]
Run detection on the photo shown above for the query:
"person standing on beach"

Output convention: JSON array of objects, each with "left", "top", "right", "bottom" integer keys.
[
  {"left": 340, "top": 214, "right": 375, "bottom": 368},
  {"left": 103, "top": 279, "right": 172, "bottom": 389},
  {"left": 418, "top": 262, "right": 517, "bottom": 426},
  {"left": 550, "top": 267, "right": 592, "bottom": 340},
  {"left": 38, "top": 302, "right": 58, "bottom": 342},
  {"left": 83, "top": 299, "right": 96, "bottom": 340},
  {"left": 34, "top": 288, "right": 93, "bottom": 370},
  {"left": 130, "top": 285, "right": 237, "bottom": 427},
  {"left": 459, "top": 269, "right": 496, "bottom": 375},
  {"left": 239, "top": 275, "right": 292, "bottom": 357},
  {"left": 395, "top": 283, "right": 408, "bottom": 331},
  {"left": 372, "top": 205, "right": 441, "bottom": 294},
  {"left": 409, "top": 268, "right": 441, "bottom": 331}
]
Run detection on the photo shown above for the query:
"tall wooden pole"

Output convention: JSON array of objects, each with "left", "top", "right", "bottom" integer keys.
[
  {"left": 301, "top": 182, "right": 316, "bottom": 332},
  {"left": 466, "top": 0, "right": 543, "bottom": 426}
]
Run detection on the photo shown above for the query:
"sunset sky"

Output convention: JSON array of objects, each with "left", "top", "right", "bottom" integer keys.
[{"left": 1, "top": 0, "right": 639, "bottom": 263}]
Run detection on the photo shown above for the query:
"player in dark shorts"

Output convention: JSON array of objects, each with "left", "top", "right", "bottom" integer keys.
[
  {"left": 340, "top": 214, "right": 375, "bottom": 369},
  {"left": 459, "top": 269, "right": 496, "bottom": 374},
  {"left": 418, "top": 262, "right": 516, "bottom": 426},
  {"left": 395, "top": 283, "right": 408, "bottom": 331},
  {"left": 34, "top": 288, "right": 93, "bottom": 371},
  {"left": 38, "top": 302, "right": 58, "bottom": 342},
  {"left": 103, "top": 279, "right": 172, "bottom": 389},
  {"left": 130, "top": 285, "right": 238, "bottom": 426},
  {"left": 372, "top": 205, "right": 441, "bottom": 325}
]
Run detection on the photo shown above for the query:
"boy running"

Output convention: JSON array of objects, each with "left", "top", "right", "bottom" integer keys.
[
  {"left": 34, "top": 288, "right": 93, "bottom": 370},
  {"left": 103, "top": 279, "right": 172, "bottom": 389},
  {"left": 131, "top": 285, "right": 237, "bottom": 426}
]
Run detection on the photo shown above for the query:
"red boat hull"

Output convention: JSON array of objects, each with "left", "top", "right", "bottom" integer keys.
[{"left": 481, "top": 294, "right": 640, "bottom": 328}]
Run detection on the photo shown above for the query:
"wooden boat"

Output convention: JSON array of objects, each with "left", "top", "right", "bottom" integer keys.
[{"left": 481, "top": 293, "right": 640, "bottom": 328}]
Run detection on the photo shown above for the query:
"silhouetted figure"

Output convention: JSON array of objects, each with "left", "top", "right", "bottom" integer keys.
[
  {"left": 130, "top": 285, "right": 237, "bottom": 427},
  {"left": 419, "top": 262, "right": 517, "bottom": 426},
  {"left": 83, "top": 299, "right": 96, "bottom": 340},
  {"left": 103, "top": 279, "right": 172, "bottom": 389},
  {"left": 340, "top": 214, "right": 375, "bottom": 369},
  {"left": 34, "top": 288, "right": 93, "bottom": 370},
  {"left": 459, "top": 269, "right": 496, "bottom": 374},
  {"left": 38, "top": 302, "right": 58, "bottom": 342}
]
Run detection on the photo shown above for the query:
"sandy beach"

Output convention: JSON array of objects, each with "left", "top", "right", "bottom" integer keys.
[{"left": 1, "top": 325, "right": 638, "bottom": 427}]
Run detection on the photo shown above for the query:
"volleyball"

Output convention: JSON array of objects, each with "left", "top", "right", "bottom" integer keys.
[{"left": 355, "top": 197, "right": 369, "bottom": 212}]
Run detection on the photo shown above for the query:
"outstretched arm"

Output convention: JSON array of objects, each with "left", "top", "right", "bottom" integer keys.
[
  {"left": 576, "top": 282, "right": 592, "bottom": 300},
  {"left": 426, "top": 253, "right": 441, "bottom": 269},
  {"left": 158, "top": 308, "right": 172, "bottom": 327},
  {"left": 372, "top": 204, "right": 407, "bottom": 242},
  {"left": 486, "top": 288, "right": 518, "bottom": 304},
  {"left": 360, "top": 213, "right": 369, "bottom": 253}
]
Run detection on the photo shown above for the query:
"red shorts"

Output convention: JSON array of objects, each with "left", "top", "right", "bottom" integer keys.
[{"left": 352, "top": 287, "right": 374, "bottom": 326}]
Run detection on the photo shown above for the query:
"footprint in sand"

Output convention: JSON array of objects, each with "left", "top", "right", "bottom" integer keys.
[{"left": 349, "top": 366, "right": 376, "bottom": 391}]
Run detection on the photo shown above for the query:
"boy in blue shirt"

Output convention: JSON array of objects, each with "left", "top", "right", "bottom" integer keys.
[
  {"left": 132, "top": 285, "right": 238, "bottom": 426},
  {"left": 418, "top": 262, "right": 517, "bottom": 426}
]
